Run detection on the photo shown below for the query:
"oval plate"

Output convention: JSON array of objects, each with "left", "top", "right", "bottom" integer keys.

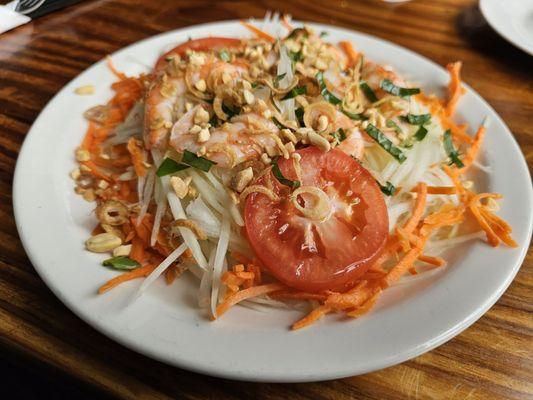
[{"left": 13, "top": 21, "right": 532, "bottom": 382}]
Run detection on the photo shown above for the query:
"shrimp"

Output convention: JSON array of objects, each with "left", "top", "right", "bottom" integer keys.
[
  {"left": 144, "top": 74, "right": 187, "bottom": 149},
  {"left": 144, "top": 55, "right": 248, "bottom": 149},
  {"left": 170, "top": 111, "right": 279, "bottom": 169},
  {"left": 333, "top": 110, "right": 365, "bottom": 160}
]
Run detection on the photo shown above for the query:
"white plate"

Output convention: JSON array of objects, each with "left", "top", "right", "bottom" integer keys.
[
  {"left": 480, "top": 0, "right": 533, "bottom": 55},
  {"left": 13, "top": 21, "right": 533, "bottom": 382}
]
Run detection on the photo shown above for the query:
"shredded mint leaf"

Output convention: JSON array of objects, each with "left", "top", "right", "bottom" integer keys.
[
  {"left": 332, "top": 128, "right": 347, "bottom": 143},
  {"left": 274, "top": 72, "right": 287, "bottom": 87},
  {"left": 316, "top": 71, "right": 342, "bottom": 105},
  {"left": 380, "top": 79, "right": 420, "bottom": 97},
  {"left": 386, "top": 119, "right": 403, "bottom": 135},
  {"left": 443, "top": 129, "right": 464, "bottom": 168},
  {"left": 289, "top": 50, "right": 303, "bottom": 63},
  {"left": 272, "top": 157, "right": 300, "bottom": 189},
  {"left": 402, "top": 113, "right": 431, "bottom": 125},
  {"left": 377, "top": 181, "right": 396, "bottom": 196},
  {"left": 365, "top": 124, "right": 407, "bottom": 163},
  {"left": 342, "top": 109, "right": 367, "bottom": 121},
  {"left": 182, "top": 150, "right": 216, "bottom": 172},
  {"left": 414, "top": 125, "right": 428, "bottom": 141},
  {"left": 271, "top": 117, "right": 285, "bottom": 129},
  {"left": 156, "top": 158, "right": 189, "bottom": 177},
  {"left": 281, "top": 85, "right": 307, "bottom": 100},
  {"left": 295, "top": 107, "right": 305, "bottom": 126},
  {"left": 102, "top": 256, "right": 140, "bottom": 270},
  {"left": 360, "top": 81, "right": 378, "bottom": 102}
]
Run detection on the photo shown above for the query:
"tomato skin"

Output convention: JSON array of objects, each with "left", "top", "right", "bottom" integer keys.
[
  {"left": 154, "top": 37, "right": 242, "bottom": 73},
  {"left": 244, "top": 147, "right": 389, "bottom": 292}
]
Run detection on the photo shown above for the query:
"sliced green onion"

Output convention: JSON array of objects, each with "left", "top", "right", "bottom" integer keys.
[
  {"left": 281, "top": 85, "right": 307, "bottom": 100},
  {"left": 342, "top": 109, "right": 367, "bottom": 120},
  {"left": 102, "top": 256, "right": 140, "bottom": 270},
  {"left": 414, "top": 125, "right": 428, "bottom": 141},
  {"left": 219, "top": 50, "right": 230, "bottom": 62},
  {"left": 316, "top": 71, "right": 342, "bottom": 105},
  {"left": 332, "top": 128, "right": 347, "bottom": 143},
  {"left": 156, "top": 158, "right": 189, "bottom": 177},
  {"left": 377, "top": 181, "right": 396, "bottom": 196},
  {"left": 402, "top": 113, "right": 431, "bottom": 125},
  {"left": 380, "top": 79, "right": 420, "bottom": 97},
  {"left": 295, "top": 107, "right": 305, "bottom": 126},
  {"left": 443, "top": 129, "right": 464, "bottom": 168},
  {"left": 386, "top": 119, "right": 403, "bottom": 135},
  {"left": 365, "top": 124, "right": 407, "bottom": 163},
  {"left": 272, "top": 157, "right": 300, "bottom": 189},
  {"left": 360, "top": 81, "right": 378, "bottom": 102},
  {"left": 182, "top": 150, "right": 216, "bottom": 172}
]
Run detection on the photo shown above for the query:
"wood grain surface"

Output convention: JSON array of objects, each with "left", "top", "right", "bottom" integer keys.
[{"left": 0, "top": 0, "right": 532, "bottom": 399}]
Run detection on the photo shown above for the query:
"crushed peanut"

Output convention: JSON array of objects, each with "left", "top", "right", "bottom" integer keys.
[
  {"left": 75, "top": 85, "right": 95, "bottom": 95},
  {"left": 86, "top": 233, "right": 122, "bottom": 253},
  {"left": 113, "top": 244, "right": 132, "bottom": 257},
  {"left": 76, "top": 148, "right": 90, "bottom": 162},
  {"left": 231, "top": 167, "right": 254, "bottom": 193},
  {"left": 170, "top": 176, "right": 192, "bottom": 199}
]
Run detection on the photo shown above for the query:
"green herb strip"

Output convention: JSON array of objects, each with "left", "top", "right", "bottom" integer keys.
[
  {"left": 332, "top": 128, "right": 347, "bottom": 142},
  {"left": 102, "top": 256, "right": 140, "bottom": 270},
  {"left": 341, "top": 109, "right": 367, "bottom": 120},
  {"left": 156, "top": 158, "right": 190, "bottom": 177},
  {"left": 443, "top": 129, "right": 464, "bottom": 168},
  {"left": 386, "top": 119, "right": 403, "bottom": 135},
  {"left": 271, "top": 117, "right": 285, "bottom": 129},
  {"left": 182, "top": 150, "right": 216, "bottom": 172},
  {"left": 295, "top": 107, "right": 305, "bottom": 126},
  {"left": 272, "top": 157, "right": 300, "bottom": 189},
  {"left": 377, "top": 181, "right": 396, "bottom": 196},
  {"left": 365, "top": 124, "right": 407, "bottom": 163},
  {"left": 403, "top": 113, "right": 431, "bottom": 125},
  {"left": 281, "top": 85, "right": 307, "bottom": 100},
  {"left": 289, "top": 50, "right": 303, "bottom": 63},
  {"left": 316, "top": 71, "right": 342, "bottom": 105},
  {"left": 274, "top": 72, "right": 287, "bottom": 87},
  {"left": 414, "top": 126, "right": 428, "bottom": 141},
  {"left": 219, "top": 50, "right": 230, "bottom": 62},
  {"left": 380, "top": 79, "right": 420, "bottom": 97},
  {"left": 222, "top": 103, "right": 240, "bottom": 119},
  {"left": 360, "top": 81, "right": 378, "bottom": 103}
]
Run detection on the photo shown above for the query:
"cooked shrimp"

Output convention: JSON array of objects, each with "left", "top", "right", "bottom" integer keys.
[
  {"left": 144, "top": 74, "right": 187, "bottom": 149},
  {"left": 170, "top": 112, "right": 279, "bottom": 168},
  {"left": 333, "top": 111, "right": 365, "bottom": 159}
]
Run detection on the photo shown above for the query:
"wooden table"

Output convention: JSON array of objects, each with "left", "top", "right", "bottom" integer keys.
[{"left": 0, "top": 0, "right": 531, "bottom": 398}]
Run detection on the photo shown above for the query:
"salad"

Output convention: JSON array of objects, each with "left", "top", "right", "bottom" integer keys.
[{"left": 72, "top": 17, "right": 516, "bottom": 330}]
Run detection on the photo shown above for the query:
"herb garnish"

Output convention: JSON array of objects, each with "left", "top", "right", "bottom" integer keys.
[
  {"left": 342, "top": 109, "right": 367, "bottom": 121},
  {"left": 182, "top": 150, "right": 216, "bottom": 172},
  {"left": 156, "top": 158, "right": 189, "bottom": 177},
  {"left": 386, "top": 119, "right": 403, "bottom": 135},
  {"left": 443, "top": 129, "right": 464, "bottom": 168},
  {"left": 316, "top": 71, "right": 342, "bottom": 105},
  {"left": 271, "top": 117, "right": 285, "bottom": 129},
  {"left": 360, "top": 81, "right": 378, "bottom": 103},
  {"left": 274, "top": 72, "right": 287, "bottom": 87},
  {"left": 319, "top": 31, "right": 328, "bottom": 38},
  {"left": 380, "top": 79, "right": 420, "bottom": 97},
  {"left": 365, "top": 124, "right": 407, "bottom": 163},
  {"left": 272, "top": 157, "right": 300, "bottom": 189},
  {"left": 377, "top": 181, "right": 396, "bottom": 196},
  {"left": 281, "top": 85, "right": 307, "bottom": 100},
  {"left": 295, "top": 107, "right": 305, "bottom": 126},
  {"left": 102, "top": 256, "right": 140, "bottom": 270},
  {"left": 414, "top": 126, "right": 428, "bottom": 141},
  {"left": 332, "top": 128, "right": 347, "bottom": 143},
  {"left": 222, "top": 103, "right": 240, "bottom": 119},
  {"left": 402, "top": 113, "right": 431, "bottom": 125}
]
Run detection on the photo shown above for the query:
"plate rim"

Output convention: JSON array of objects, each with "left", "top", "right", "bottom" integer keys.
[
  {"left": 12, "top": 19, "right": 533, "bottom": 382},
  {"left": 480, "top": 0, "right": 533, "bottom": 56}
]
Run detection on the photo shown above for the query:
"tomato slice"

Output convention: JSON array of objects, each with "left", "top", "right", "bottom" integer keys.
[
  {"left": 154, "top": 37, "right": 242, "bottom": 73},
  {"left": 244, "top": 147, "right": 388, "bottom": 292}
]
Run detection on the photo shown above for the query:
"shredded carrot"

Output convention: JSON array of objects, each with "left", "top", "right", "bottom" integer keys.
[
  {"left": 215, "top": 283, "right": 286, "bottom": 317},
  {"left": 346, "top": 289, "right": 381, "bottom": 318},
  {"left": 127, "top": 138, "right": 147, "bottom": 177},
  {"left": 291, "top": 305, "right": 331, "bottom": 330},
  {"left": 129, "top": 237, "right": 146, "bottom": 264},
  {"left": 81, "top": 160, "right": 113, "bottom": 182},
  {"left": 412, "top": 186, "right": 456, "bottom": 195},
  {"left": 324, "top": 281, "right": 374, "bottom": 310},
  {"left": 339, "top": 41, "right": 359, "bottom": 69},
  {"left": 403, "top": 183, "right": 427, "bottom": 233},
  {"left": 270, "top": 291, "right": 328, "bottom": 301},
  {"left": 240, "top": 21, "right": 275, "bottom": 43},
  {"left": 106, "top": 56, "right": 127, "bottom": 80},
  {"left": 479, "top": 208, "right": 517, "bottom": 247},
  {"left": 98, "top": 263, "right": 156, "bottom": 294},
  {"left": 231, "top": 251, "right": 253, "bottom": 265},
  {"left": 459, "top": 123, "right": 486, "bottom": 173},
  {"left": 383, "top": 247, "right": 424, "bottom": 287},
  {"left": 445, "top": 61, "right": 466, "bottom": 116},
  {"left": 418, "top": 254, "right": 446, "bottom": 266},
  {"left": 451, "top": 123, "right": 474, "bottom": 144}
]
